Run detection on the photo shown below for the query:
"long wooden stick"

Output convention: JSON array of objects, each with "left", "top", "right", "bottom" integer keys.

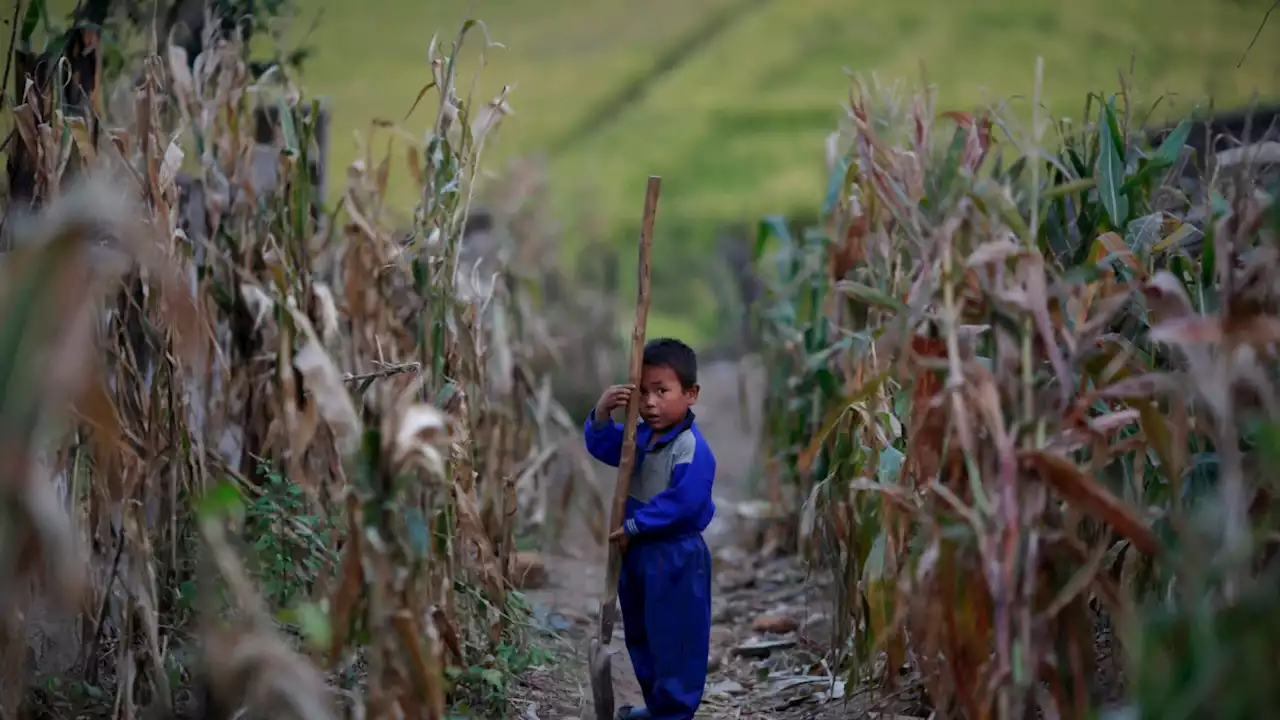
[{"left": 597, "top": 175, "right": 661, "bottom": 643}]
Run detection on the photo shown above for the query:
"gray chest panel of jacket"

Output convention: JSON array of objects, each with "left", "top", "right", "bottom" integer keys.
[{"left": 629, "top": 430, "right": 696, "bottom": 502}]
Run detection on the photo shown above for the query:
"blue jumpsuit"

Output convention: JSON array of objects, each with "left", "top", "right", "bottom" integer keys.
[{"left": 584, "top": 409, "right": 716, "bottom": 720}]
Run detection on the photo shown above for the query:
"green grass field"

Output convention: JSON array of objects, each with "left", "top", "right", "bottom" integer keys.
[
  {"left": 289, "top": 0, "right": 1278, "bottom": 344},
  {"left": 295, "top": 0, "right": 1280, "bottom": 236},
  {"left": 11, "top": 0, "right": 1280, "bottom": 345}
]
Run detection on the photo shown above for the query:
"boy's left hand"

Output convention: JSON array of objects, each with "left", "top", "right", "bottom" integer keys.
[{"left": 608, "top": 526, "right": 629, "bottom": 553}]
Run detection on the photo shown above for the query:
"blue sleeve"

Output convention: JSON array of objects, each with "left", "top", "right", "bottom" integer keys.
[
  {"left": 583, "top": 408, "right": 624, "bottom": 467},
  {"left": 623, "top": 439, "right": 714, "bottom": 537}
]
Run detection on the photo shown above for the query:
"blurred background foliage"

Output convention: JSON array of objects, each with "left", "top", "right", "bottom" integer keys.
[{"left": 24, "top": 0, "right": 1278, "bottom": 350}]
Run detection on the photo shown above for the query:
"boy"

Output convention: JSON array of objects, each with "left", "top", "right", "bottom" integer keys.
[{"left": 583, "top": 338, "right": 716, "bottom": 720}]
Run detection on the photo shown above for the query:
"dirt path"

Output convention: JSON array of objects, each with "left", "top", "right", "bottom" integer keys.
[{"left": 509, "top": 359, "right": 921, "bottom": 719}]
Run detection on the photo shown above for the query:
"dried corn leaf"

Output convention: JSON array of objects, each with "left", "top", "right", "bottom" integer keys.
[
  {"left": 966, "top": 238, "right": 1026, "bottom": 267},
  {"left": 1021, "top": 449, "right": 1160, "bottom": 556},
  {"left": 1094, "top": 372, "right": 1183, "bottom": 401},
  {"left": 205, "top": 628, "right": 337, "bottom": 720},
  {"left": 158, "top": 141, "right": 185, "bottom": 195},
  {"left": 391, "top": 403, "right": 452, "bottom": 479},
  {"left": 292, "top": 321, "right": 362, "bottom": 457},
  {"left": 1141, "top": 271, "right": 1195, "bottom": 324},
  {"left": 327, "top": 497, "right": 364, "bottom": 666},
  {"left": 390, "top": 610, "right": 446, "bottom": 719},
  {"left": 1153, "top": 314, "right": 1280, "bottom": 348},
  {"left": 452, "top": 480, "right": 505, "bottom": 600}
]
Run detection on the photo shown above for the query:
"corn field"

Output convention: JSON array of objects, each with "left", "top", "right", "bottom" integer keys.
[
  {"left": 756, "top": 71, "right": 1280, "bottom": 718},
  {"left": 5, "top": 3, "right": 1280, "bottom": 719},
  {"left": 0, "top": 15, "right": 609, "bottom": 719}
]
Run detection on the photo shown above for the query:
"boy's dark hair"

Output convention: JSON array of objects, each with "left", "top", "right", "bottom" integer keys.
[{"left": 642, "top": 338, "right": 698, "bottom": 389}]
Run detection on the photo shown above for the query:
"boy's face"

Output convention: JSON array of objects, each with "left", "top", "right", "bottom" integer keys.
[{"left": 639, "top": 364, "right": 698, "bottom": 431}]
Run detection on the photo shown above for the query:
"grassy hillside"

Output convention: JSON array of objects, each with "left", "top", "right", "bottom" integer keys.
[
  {"left": 296, "top": 0, "right": 1280, "bottom": 234},
  {"left": 10, "top": 0, "right": 1278, "bottom": 345},
  {"left": 287, "top": 0, "right": 1279, "bottom": 345},
  {"left": 13, "top": 0, "right": 1280, "bottom": 238}
]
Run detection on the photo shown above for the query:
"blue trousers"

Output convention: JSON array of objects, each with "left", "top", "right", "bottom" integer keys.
[{"left": 618, "top": 532, "right": 712, "bottom": 720}]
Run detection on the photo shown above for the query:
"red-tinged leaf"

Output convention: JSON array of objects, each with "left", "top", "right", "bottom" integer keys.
[
  {"left": 936, "top": 541, "right": 991, "bottom": 718},
  {"left": 1019, "top": 255, "right": 1073, "bottom": 404},
  {"left": 1076, "top": 288, "right": 1135, "bottom": 341},
  {"left": 1150, "top": 314, "right": 1280, "bottom": 348},
  {"left": 406, "top": 146, "right": 423, "bottom": 187},
  {"left": 963, "top": 360, "right": 1011, "bottom": 450},
  {"left": 389, "top": 610, "right": 445, "bottom": 718},
  {"left": 906, "top": 335, "right": 949, "bottom": 483},
  {"left": 431, "top": 606, "right": 463, "bottom": 664},
  {"left": 1149, "top": 316, "right": 1223, "bottom": 346},
  {"left": 912, "top": 96, "right": 928, "bottom": 152},
  {"left": 1021, "top": 450, "right": 1161, "bottom": 556},
  {"left": 1094, "top": 372, "right": 1183, "bottom": 400},
  {"left": 1087, "top": 409, "right": 1140, "bottom": 434},
  {"left": 1094, "top": 232, "right": 1144, "bottom": 278},
  {"left": 1224, "top": 315, "right": 1280, "bottom": 346},
  {"left": 1141, "top": 271, "right": 1194, "bottom": 324},
  {"left": 978, "top": 113, "right": 992, "bottom": 140}
]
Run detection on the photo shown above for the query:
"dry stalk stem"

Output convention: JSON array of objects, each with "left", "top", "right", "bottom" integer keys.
[
  {"left": 590, "top": 175, "right": 661, "bottom": 720},
  {"left": 0, "top": 14, "right": 611, "bottom": 719},
  {"left": 757, "top": 70, "right": 1280, "bottom": 720},
  {"left": 599, "top": 175, "right": 661, "bottom": 639}
]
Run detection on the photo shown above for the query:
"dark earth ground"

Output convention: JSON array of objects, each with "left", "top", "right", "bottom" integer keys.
[{"left": 509, "top": 360, "right": 929, "bottom": 719}]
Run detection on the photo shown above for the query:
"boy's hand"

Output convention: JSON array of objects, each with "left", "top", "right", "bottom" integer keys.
[
  {"left": 594, "top": 384, "right": 635, "bottom": 420},
  {"left": 608, "top": 526, "right": 629, "bottom": 553}
]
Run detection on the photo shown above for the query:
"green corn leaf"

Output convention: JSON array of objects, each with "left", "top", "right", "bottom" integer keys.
[
  {"left": 1151, "top": 119, "right": 1192, "bottom": 167},
  {"left": 756, "top": 215, "right": 793, "bottom": 261},
  {"left": 21, "top": 0, "right": 43, "bottom": 48},
  {"left": 1121, "top": 119, "right": 1191, "bottom": 193},
  {"left": 1096, "top": 100, "right": 1130, "bottom": 227},
  {"left": 277, "top": 98, "right": 300, "bottom": 157}
]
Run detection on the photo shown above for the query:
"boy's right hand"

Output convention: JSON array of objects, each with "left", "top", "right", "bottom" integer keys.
[{"left": 594, "top": 384, "right": 635, "bottom": 420}]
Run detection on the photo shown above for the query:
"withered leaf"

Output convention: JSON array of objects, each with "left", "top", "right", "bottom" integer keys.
[
  {"left": 1021, "top": 450, "right": 1161, "bottom": 556},
  {"left": 292, "top": 324, "right": 362, "bottom": 458}
]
